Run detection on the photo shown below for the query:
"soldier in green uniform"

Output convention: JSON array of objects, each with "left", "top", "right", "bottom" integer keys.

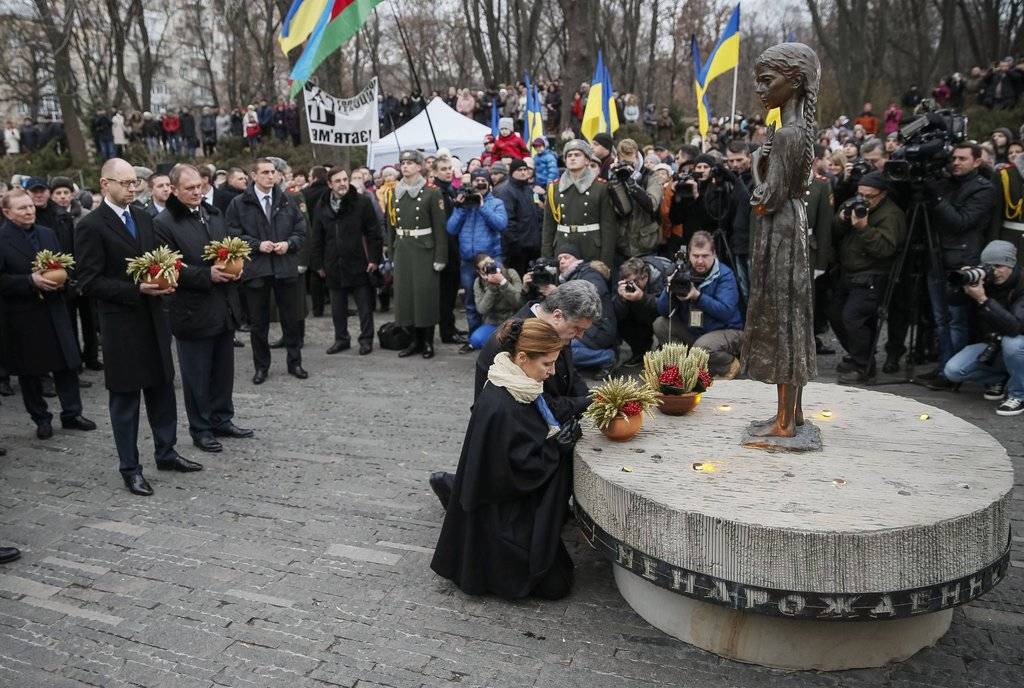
[
  {"left": 542, "top": 139, "right": 616, "bottom": 267},
  {"left": 384, "top": 150, "right": 448, "bottom": 359},
  {"left": 990, "top": 162, "right": 1024, "bottom": 257}
]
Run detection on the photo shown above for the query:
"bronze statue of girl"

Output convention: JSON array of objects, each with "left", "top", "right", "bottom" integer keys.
[{"left": 742, "top": 43, "right": 821, "bottom": 440}]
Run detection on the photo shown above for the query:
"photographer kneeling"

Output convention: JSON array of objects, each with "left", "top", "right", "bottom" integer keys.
[
  {"left": 653, "top": 231, "right": 743, "bottom": 378},
  {"left": 943, "top": 240, "right": 1024, "bottom": 416},
  {"left": 613, "top": 256, "right": 671, "bottom": 366},
  {"left": 462, "top": 253, "right": 523, "bottom": 353},
  {"left": 830, "top": 171, "right": 907, "bottom": 384}
]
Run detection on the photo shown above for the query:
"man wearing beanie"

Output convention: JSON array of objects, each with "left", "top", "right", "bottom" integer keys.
[
  {"left": 541, "top": 139, "right": 616, "bottom": 267},
  {"left": 667, "top": 153, "right": 733, "bottom": 249},
  {"left": 492, "top": 117, "right": 528, "bottom": 160},
  {"left": 591, "top": 132, "right": 616, "bottom": 181},
  {"left": 944, "top": 239, "right": 1024, "bottom": 416},
  {"left": 831, "top": 171, "right": 907, "bottom": 384}
]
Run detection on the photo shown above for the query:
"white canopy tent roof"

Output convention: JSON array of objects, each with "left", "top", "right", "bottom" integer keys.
[{"left": 368, "top": 97, "right": 492, "bottom": 169}]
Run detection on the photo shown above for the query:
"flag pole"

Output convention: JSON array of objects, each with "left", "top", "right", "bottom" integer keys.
[
  {"left": 729, "top": 64, "right": 738, "bottom": 134},
  {"left": 389, "top": 0, "right": 439, "bottom": 151}
]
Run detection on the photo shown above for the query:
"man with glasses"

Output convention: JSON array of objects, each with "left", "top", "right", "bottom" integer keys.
[
  {"left": 830, "top": 171, "right": 907, "bottom": 384},
  {"left": 76, "top": 158, "right": 203, "bottom": 496}
]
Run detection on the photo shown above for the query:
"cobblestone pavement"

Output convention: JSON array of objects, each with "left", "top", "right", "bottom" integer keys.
[{"left": 0, "top": 314, "right": 1021, "bottom": 688}]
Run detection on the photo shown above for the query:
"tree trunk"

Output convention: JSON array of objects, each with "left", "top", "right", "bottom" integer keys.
[
  {"left": 32, "top": 0, "right": 88, "bottom": 167},
  {"left": 559, "top": 0, "right": 597, "bottom": 126}
]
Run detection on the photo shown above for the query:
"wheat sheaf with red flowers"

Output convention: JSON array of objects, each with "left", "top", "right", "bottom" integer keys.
[{"left": 126, "top": 246, "right": 184, "bottom": 286}]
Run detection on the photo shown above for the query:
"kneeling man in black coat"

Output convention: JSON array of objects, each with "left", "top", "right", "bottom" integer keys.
[
  {"left": 154, "top": 164, "right": 253, "bottom": 453},
  {"left": 76, "top": 158, "right": 202, "bottom": 497},
  {"left": 0, "top": 188, "right": 95, "bottom": 439}
]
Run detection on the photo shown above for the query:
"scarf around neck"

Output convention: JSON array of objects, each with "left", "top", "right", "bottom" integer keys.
[
  {"left": 395, "top": 175, "right": 426, "bottom": 201},
  {"left": 487, "top": 351, "right": 560, "bottom": 437}
]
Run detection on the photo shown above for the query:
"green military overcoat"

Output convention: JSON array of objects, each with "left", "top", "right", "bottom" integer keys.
[
  {"left": 385, "top": 178, "right": 448, "bottom": 327},
  {"left": 542, "top": 171, "right": 617, "bottom": 267}
]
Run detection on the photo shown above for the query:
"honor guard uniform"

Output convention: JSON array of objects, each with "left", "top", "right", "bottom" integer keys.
[
  {"left": 384, "top": 149, "right": 448, "bottom": 358},
  {"left": 542, "top": 139, "right": 617, "bottom": 267},
  {"left": 992, "top": 163, "right": 1024, "bottom": 256}
]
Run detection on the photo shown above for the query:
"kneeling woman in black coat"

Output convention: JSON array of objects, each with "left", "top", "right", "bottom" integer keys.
[{"left": 431, "top": 318, "right": 574, "bottom": 599}]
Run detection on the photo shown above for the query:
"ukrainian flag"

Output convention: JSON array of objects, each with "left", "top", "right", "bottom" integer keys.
[
  {"left": 581, "top": 50, "right": 619, "bottom": 142},
  {"left": 279, "top": 0, "right": 330, "bottom": 55},
  {"left": 693, "top": 3, "right": 741, "bottom": 138},
  {"left": 523, "top": 74, "right": 544, "bottom": 144}
]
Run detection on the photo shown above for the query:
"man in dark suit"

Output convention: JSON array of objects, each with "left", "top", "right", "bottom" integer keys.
[
  {"left": 153, "top": 164, "right": 252, "bottom": 453},
  {"left": 144, "top": 173, "right": 171, "bottom": 218},
  {"left": 75, "top": 158, "right": 202, "bottom": 496},
  {"left": 213, "top": 167, "right": 247, "bottom": 212},
  {"left": 0, "top": 188, "right": 96, "bottom": 438},
  {"left": 225, "top": 158, "right": 307, "bottom": 384}
]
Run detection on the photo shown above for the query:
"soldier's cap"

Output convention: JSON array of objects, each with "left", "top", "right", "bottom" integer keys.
[
  {"left": 490, "top": 162, "right": 509, "bottom": 175},
  {"left": 399, "top": 149, "right": 424, "bottom": 164},
  {"left": 562, "top": 139, "right": 593, "bottom": 158},
  {"left": 859, "top": 171, "right": 889, "bottom": 191},
  {"left": 22, "top": 176, "right": 48, "bottom": 190},
  {"left": 49, "top": 176, "right": 74, "bottom": 193},
  {"left": 134, "top": 166, "right": 154, "bottom": 181},
  {"left": 557, "top": 243, "right": 583, "bottom": 259},
  {"left": 470, "top": 169, "right": 491, "bottom": 182}
]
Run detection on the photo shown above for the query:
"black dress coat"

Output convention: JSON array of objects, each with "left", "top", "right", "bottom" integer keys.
[
  {"left": 308, "top": 188, "right": 383, "bottom": 288},
  {"left": 0, "top": 221, "right": 81, "bottom": 375},
  {"left": 225, "top": 184, "right": 306, "bottom": 283},
  {"left": 430, "top": 382, "right": 573, "bottom": 599},
  {"left": 153, "top": 194, "right": 242, "bottom": 340},
  {"left": 75, "top": 202, "right": 175, "bottom": 393}
]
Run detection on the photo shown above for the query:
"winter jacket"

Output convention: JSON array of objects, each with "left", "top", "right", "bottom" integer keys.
[
  {"left": 493, "top": 132, "right": 529, "bottom": 160},
  {"left": 225, "top": 184, "right": 306, "bottom": 282},
  {"left": 493, "top": 178, "right": 540, "bottom": 252},
  {"left": 834, "top": 196, "right": 907, "bottom": 275},
  {"left": 973, "top": 266, "right": 1024, "bottom": 339},
  {"left": 162, "top": 115, "right": 180, "bottom": 134},
  {"left": 447, "top": 193, "right": 508, "bottom": 260},
  {"left": 656, "top": 258, "right": 743, "bottom": 336},
  {"left": 309, "top": 187, "right": 383, "bottom": 288},
  {"left": 930, "top": 170, "right": 995, "bottom": 270},
  {"left": 532, "top": 148, "right": 559, "bottom": 187},
  {"left": 473, "top": 268, "right": 524, "bottom": 325},
  {"left": 562, "top": 260, "right": 616, "bottom": 349}
]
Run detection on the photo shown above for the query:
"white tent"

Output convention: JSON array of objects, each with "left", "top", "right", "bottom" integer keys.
[{"left": 368, "top": 97, "right": 492, "bottom": 169}]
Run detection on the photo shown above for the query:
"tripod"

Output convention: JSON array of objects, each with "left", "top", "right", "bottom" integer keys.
[{"left": 867, "top": 192, "right": 940, "bottom": 387}]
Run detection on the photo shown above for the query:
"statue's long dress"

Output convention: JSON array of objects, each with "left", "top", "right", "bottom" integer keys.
[{"left": 741, "top": 125, "right": 816, "bottom": 386}]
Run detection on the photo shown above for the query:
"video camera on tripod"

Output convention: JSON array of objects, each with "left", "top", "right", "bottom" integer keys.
[{"left": 883, "top": 101, "right": 968, "bottom": 185}]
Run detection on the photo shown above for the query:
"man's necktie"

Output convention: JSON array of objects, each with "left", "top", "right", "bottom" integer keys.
[
  {"left": 263, "top": 195, "right": 272, "bottom": 221},
  {"left": 123, "top": 210, "right": 138, "bottom": 239}
]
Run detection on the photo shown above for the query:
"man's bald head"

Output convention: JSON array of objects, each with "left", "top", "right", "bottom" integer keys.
[{"left": 99, "top": 158, "right": 140, "bottom": 206}]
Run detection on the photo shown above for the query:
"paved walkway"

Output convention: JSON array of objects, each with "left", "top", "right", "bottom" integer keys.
[{"left": 0, "top": 316, "right": 1021, "bottom": 687}]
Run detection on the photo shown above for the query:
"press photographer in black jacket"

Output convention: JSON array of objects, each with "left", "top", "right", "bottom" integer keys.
[{"left": 668, "top": 154, "right": 735, "bottom": 252}]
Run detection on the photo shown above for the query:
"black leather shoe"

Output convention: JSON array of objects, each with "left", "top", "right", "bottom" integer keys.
[
  {"left": 358, "top": 343, "right": 372, "bottom": 355},
  {"left": 882, "top": 355, "right": 901, "bottom": 375},
  {"left": 61, "top": 415, "right": 97, "bottom": 431},
  {"left": 288, "top": 365, "right": 309, "bottom": 379},
  {"left": 123, "top": 473, "right": 154, "bottom": 496},
  {"left": 441, "top": 333, "right": 468, "bottom": 345},
  {"left": 0, "top": 546, "right": 21, "bottom": 564},
  {"left": 233, "top": 337, "right": 245, "bottom": 348},
  {"left": 36, "top": 421, "right": 53, "bottom": 439},
  {"left": 252, "top": 369, "right": 268, "bottom": 385},
  {"left": 429, "top": 471, "right": 454, "bottom": 510},
  {"left": 83, "top": 359, "right": 104, "bottom": 371},
  {"left": 0, "top": 379, "right": 12, "bottom": 396},
  {"left": 270, "top": 338, "right": 285, "bottom": 349},
  {"left": 421, "top": 343, "right": 435, "bottom": 359},
  {"left": 326, "top": 341, "right": 350, "bottom": 354},
  {"left": 213, "top": 423, "right": 254, "bottom": 439},
  {"left": 926, "top": 374, "right": 958, "bottom": 391},
  {"left": 398, "top": 343, "right": 423, "bottom": 357},
  {"left": 155, "top": 454, "right": 204, "bottom": 472},
  {"left": 192, "top": 435, "right": 223, "bottom": 453}
]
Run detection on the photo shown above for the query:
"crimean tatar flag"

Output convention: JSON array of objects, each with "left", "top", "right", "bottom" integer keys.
[
  {"left": 580, "top": 50, "right": 619, "bottom": 142},
  {"left": 692, "top": 3, "right": 741, "bottom": 138},
  {"left": 288, "top": 0, "right": 384, "bottom": 97}
]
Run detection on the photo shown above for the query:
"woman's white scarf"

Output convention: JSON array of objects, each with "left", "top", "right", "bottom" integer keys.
[{"left": 487, "top": 351, "right": 542, "bottom": 402}]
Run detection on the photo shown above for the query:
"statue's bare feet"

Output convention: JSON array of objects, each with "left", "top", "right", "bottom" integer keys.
[
  {"left": 750, "top": 415, "right": 777, "bottom": 427},
  {"left": 747, "top": 421, "right": 797, "bottom": 438}
]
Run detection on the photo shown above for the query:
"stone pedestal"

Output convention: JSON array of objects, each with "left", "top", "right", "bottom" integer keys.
[{"left": 574, "top": 380, "right": 1013, "bottom": 670}]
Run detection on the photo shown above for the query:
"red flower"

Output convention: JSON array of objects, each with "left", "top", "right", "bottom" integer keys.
[
  {"left": 658, "top": 365, "right": 683, "bottom": 386},
  {"left": 216, "top": 247, "right": 230, "bottom": 260},
  {"left": 47, "top": 261, "right": 61, "bottom": 269},
  {"left": 147, "top": 264, "right": 161, "bottom": 277},
  {"left": 174, "top": 259, "right": 183, "bottom": 271},
  {"left": 697, "top": 369, "right": 712, "bottom": 388},
  {"left": 622, "top": 400, "right": 643, "bottom": 417}
]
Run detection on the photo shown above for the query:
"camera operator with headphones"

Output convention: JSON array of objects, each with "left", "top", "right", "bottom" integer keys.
[
  {"left": 943, "top": 240, "right": 1024, "bottom": 416},
  {"left": 830, "top": 171, "right": 907, "bottom": 384},
  {"left": 653, "top": 231, "right": 743, "bottom": 379}
]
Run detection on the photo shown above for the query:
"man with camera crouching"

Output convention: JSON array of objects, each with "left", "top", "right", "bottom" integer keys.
[
  {"left": 607, "top": 138, "right": 663, "bottom": 262},
  {"left": 830, "top": 172, "right": 907, "bottom": 384},
  {"left": 461, "top": 252, "right": 523, "bottom": 353},
  {"left": 613, "top": 256, "right": 671, "bottom": 367},
  {"left": 653, "top": 231, "right": 743, "bottom": 379},
  {"left": 922, "top": 141, "right": 995, "bottom": 390},
  {"left": 944, "top": 240, "right": 1024, "bottom": 416}
]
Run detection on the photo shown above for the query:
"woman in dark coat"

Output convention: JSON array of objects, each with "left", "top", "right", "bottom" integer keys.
[
  {"left": 431, "top": 318, "right": 574, "bottom": 600},
  {"left": 0, "top": 188, "right": 94, "bottom": 437}
]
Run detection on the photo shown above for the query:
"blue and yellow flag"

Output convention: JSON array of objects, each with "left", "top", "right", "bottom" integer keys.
[
  {"left": 279, "top": 0, "right": 330, "bottom": 55},
  {"left": 692, "top": 3, "right": 741, "bottom": 138},
  {"left": 581, "top": 50, "right": 619, "bottom": 142},
  {"left": 523, "top": 74, "right": 544, "bottom": 144},
  {"left": 490, "top": 97, "right": 499, "bottom": 138}
]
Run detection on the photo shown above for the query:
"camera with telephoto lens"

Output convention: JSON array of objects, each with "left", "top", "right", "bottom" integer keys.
[
  {"left": 840, "top": 195, "right": 869, "bottom": 221},
  {"left": 624, "top": 280, "right": 638, "bottom": 293},
  {"left": 673, "top": 172, "right": 697, "bottom": 198},
  {"left": 976, "top": 334, "right": 1004, "bottom": 366},
  {"left": 883, "top": 101, "right": 967, "bottom": 184},
  {"left": 946, "top": 264, "right": 993, "bottom": 287},
  {"left": 612, "top": 160, "right": 634, "bottom": 181},
  {"left": 850, "top": 158, "right": 874, "bottom": 179},
  {"left": 460, "top": 191, "right": 481, "bottom": 206},
  {"left": 526, "top": 257, "right": 558, "bottom": 299},
  {"left": 669, "top": 249, "right": 704, "bottom": 296},
  {"left": 481, "top": 261, "right": 498, "bottom": 275}
]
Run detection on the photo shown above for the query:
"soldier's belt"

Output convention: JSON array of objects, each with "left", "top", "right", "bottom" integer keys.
[
  {"left": 556, "top": 223, "right": 600, "bottom": 234},
  {"left": 395, "top": 227, "right": 432, "bottom": 237},
  {"left": 1002, "top": 220, "right": 1024, "bottom": 232}
]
